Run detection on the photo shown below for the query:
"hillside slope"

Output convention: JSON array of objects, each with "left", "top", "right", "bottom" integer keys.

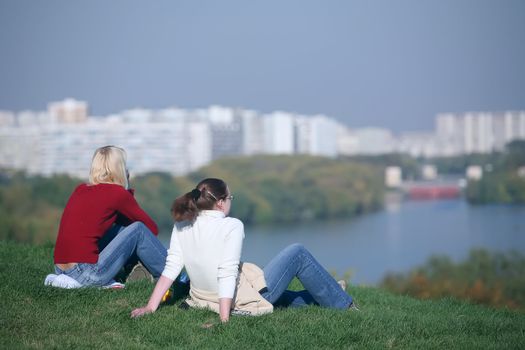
[{"left": 1, "top": 241, "right": 523, "bottom": 349}]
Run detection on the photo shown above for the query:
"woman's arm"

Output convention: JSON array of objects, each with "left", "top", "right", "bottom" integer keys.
[
  {"left": 217, "top": 219, "right": 245, "bottom": 322},
  {"left": 219, "top": 298, "right": 233, "bottom": 322},
  {"left": 131, "top": 225, "right": 185, "bottom": 318},
  {"left": 116, "top": 189, "right": 159, "bottom": 235},
  {"left": 131, "top": 275, "right": 173, "bottom": 318}
]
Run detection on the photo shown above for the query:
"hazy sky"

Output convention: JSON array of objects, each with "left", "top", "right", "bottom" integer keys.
[{"left": 1, "top": 0, "right": 524, "bottom": 131}]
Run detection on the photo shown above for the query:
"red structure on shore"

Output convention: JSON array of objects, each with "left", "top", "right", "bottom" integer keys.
[{"left": 407, "top": 186, "right": 461, "bottom": 200}]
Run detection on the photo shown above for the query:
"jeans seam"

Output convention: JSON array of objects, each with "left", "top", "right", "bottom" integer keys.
[
  {"left": 306, "top": 250, "right": 351, "bottom": 307},
  {"left": 141, "top": 226, "right": 166, "bottom": 262},
  {"left": 264, "top": 252, "right": 302, "bottom": 302},
  {"left": 300, "top": 251, "right": 350, "bottom": 307}
]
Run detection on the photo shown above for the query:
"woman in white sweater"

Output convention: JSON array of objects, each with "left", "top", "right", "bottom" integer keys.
[{"left": 131, "top": 178, "right": 356, "bottom": 322}]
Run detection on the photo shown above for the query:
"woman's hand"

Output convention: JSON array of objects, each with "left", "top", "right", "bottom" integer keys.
[
  {"left": 130, "top": 276, "right": 175, "bottom": 319},
  {"left": 131, "top": 305, "right": 154, "bottom": 318}
]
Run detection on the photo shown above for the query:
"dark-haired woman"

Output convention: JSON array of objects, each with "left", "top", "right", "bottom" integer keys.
[{"left": 131, "top": 178, "right": 356, "bottom": 322}]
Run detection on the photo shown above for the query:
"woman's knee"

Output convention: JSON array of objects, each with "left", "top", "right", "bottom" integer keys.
[
  {"left": 128, "top": 221, "right": 146, "bottom": 230},
  {"left": 125, "top": 222, "right": 152, "bottom": 236},
  {"left": 285, "top": 243, "right": 306, "bottom": 255}
]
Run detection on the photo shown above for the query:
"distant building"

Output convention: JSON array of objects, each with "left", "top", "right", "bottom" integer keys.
[
  {"left": 421, "top": 164, "right": 438, "bottom": 180},
  {"left": 353, "top": 128, "right": 394, "bottom": 155},
  {"left": 435, "top": 113, "right": 462, "bottom": 156},
  {"left": 48, "top": 98, "right": 88, "bottom": 124},
  {"left": 207, "top": 106, "right": 243, "bottom": 160},
  {"left": 466, "top": 165, "right": 483, "bottom": 181},
  {"left": 0, "top": 111, "right": 15, "bottom": 127},
  {"left": 263, "top": 111, "right": 295, "bottom": 155},
  {"left": 435, "top": 111, "right": 525, "bottom": 155},
  {"left": 336, "top": 124, "right": 359, "bottom": 156},
  {"left": 241, "top": 109, "right": 265, "bottom": 155},
  {"left": 0, "top": 106, "right": 211, "bottom": 177},
  {"left": 295, "top": 115, "right": 338, "bottom": 157},
  {"left": 395, "top": 132, "right": 439, "bottom": 158},
  {"left": 385, "top": 166, "right": 402, "bottom": 188}
]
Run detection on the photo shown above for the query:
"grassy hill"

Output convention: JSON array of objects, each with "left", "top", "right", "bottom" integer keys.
[{"left": 1, "top": 241, "right": 524, "bottom": 349}]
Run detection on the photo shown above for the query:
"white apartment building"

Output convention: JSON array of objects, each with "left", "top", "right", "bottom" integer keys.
[
  {"left": 241, "top": 109, "right": 265, "bottom": 155},
  {"left": 48, "top": 98, "right": 88, "bottom": 123},
  {"left": 206, "top": 106, "right": 243, "bottom": 160},
  {"left": 0, "top": 100, "right": 212, "bottom": 177},
  {"left": 395, "top": 132, "right": 440, "bottom": 158},
  {"left": 352, "top": 128, "right": 394, "bottom": 155},
  {"left": 263, "top": 111, "right": 295, "bottom": 155},
  {"left": 336, "top": 124, "right": 359, "bottom": 156},
  {"left": 492, "top": 111, "right": 525, "bottom": 150},
  {"left": 295, "top": 115, "right": 338, "bottom": 157},
  {"left": 436, "top": 111, "right": 525, "bottom": 155}
]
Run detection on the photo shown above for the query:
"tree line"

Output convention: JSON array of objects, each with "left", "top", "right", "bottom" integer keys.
[{"left": 0, "top": 155, "right": 384, "bottom": 244}]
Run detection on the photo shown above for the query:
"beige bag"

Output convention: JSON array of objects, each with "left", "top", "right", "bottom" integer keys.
[{"left": 186, "top": 262, "right": 273, "bottom": 316}]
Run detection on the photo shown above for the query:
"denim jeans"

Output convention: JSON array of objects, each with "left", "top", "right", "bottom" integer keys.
[
  {"left": 260, "top": 243, "right": 353, "bottom": 309},
  {"left": 55, "top": 222, "right": 167, "bottom": 286}
]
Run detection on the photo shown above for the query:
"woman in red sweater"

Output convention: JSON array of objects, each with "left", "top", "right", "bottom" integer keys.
[{"left": 47, "top": 145, "right": 167, "bottom": 288}]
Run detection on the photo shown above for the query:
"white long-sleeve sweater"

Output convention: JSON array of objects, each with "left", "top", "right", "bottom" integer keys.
[{"left": 161, "top": 210, "right": 245, "bottom": 299}]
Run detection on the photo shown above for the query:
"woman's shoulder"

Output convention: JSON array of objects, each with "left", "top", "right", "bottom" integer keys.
[
  {"left": 224, "top": 216, "right": 243, "bottom": 228},
  {"left": 95, "top": 183, "right": 130, "bottom": 195},
  {"left": 75, "top": 183, "right": 130, "bottom": 201},
  {"left": 223, "top": 217, "right": 244, "bottom": 234}
]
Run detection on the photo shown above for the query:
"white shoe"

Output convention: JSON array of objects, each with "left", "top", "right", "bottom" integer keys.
[
  {"left": 349, "top": 301, "right": 361, "bottom": 311},
  {"left": 102, "top": 281, "right": 125, "bottom": 289},
  {"left": 51, "top": 274, "right": 82, "bottom": 289},
  {"left": 44, "top": 274, "right": 58, "bottom": 286},
  {"left": 337, "top": 280, "right": 347, "bottom": 291}
]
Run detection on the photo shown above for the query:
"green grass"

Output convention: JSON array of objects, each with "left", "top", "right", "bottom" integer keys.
[{"left": 1, "top": 241, "right": 524, "bottom": 349}]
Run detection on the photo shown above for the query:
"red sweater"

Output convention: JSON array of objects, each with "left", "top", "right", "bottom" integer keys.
[{"left": 54, "top": 183, "right": 158, "bottom": 264}]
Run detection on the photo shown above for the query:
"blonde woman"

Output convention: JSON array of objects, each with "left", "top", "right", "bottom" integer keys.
[{"left": 48, "top": 145, "right": 167, "bottom": 288}]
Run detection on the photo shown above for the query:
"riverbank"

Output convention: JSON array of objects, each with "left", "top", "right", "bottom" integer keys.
[{"left": 2, "top": 241, "right": 524, "bottom": 349}]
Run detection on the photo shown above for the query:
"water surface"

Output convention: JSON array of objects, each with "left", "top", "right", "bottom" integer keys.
[{"left": 160, "top": 199, "right": 525, "bottom": 285}]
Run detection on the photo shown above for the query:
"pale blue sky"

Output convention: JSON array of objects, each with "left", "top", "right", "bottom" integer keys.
[{"left": 1, "top": 0, "right": 524, "bottom": 131}]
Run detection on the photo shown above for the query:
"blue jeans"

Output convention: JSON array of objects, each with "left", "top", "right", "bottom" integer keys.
[
  {"left": 55, "top": 222, "right": 167, "bottom": 286},
  {"left": 260, "top": 243, "right": 353, "bottom": 309}
]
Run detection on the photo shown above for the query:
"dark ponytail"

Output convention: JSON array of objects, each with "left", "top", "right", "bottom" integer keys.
[{"left": 171, "top": 178, "right": 229, "bottom": 222}]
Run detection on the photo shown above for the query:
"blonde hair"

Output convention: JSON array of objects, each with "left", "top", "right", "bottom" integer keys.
[{"left": 88, "top": 145, "right": 129, "bottom": 189}]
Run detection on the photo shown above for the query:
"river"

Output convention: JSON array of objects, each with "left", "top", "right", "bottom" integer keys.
[{"left": 160, "top": 199, "right": 525, "bottom": 285}]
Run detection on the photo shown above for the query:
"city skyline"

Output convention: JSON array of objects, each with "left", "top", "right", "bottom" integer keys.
[
  {"left": 1, "top": 98, "right": 523, "bottom": 178},
  {"left": 1, "top": 1, "right": 524, "bottom": 132},
  {"left": 3, "top": 97, "right": 525, "bottom": 134}
]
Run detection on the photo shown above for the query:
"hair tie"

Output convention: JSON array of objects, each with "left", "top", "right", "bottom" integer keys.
[{"left": 190, "top": 188, "right": 201, "bottom": 201}]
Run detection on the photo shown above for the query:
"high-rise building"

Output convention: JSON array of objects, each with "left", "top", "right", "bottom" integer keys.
[
  {"left": 395, "top": 132, "right": 439, "bottom": 158},
  {"left": 48, "top": 98, "right": 88, "bottom": 123},
  {"left": 435, "top": 111, "right": 525, "bottom": 155},
  {"left": 263, "top": 111, "right": 295, "bottom": 155},
  {"left": 241, "top": 109, "right": 264, "bottom": 155},
  {"left": 0, "top": 107, "right": 212, "bottom": 177},
  {"left": 295, "top": 115, "right": 338, "bottom": 157},
  {"left": 207, "top": 106, "right": 243, "bottom": 160},
  {"left": 336, "top": 124, "right": 359, "bottom": 156},
  {"left": 352, "top": 128, "right": 394, "bottom": 155},
  {"left": 0, "top": 111, "right": 15, "bottom": 127}
]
